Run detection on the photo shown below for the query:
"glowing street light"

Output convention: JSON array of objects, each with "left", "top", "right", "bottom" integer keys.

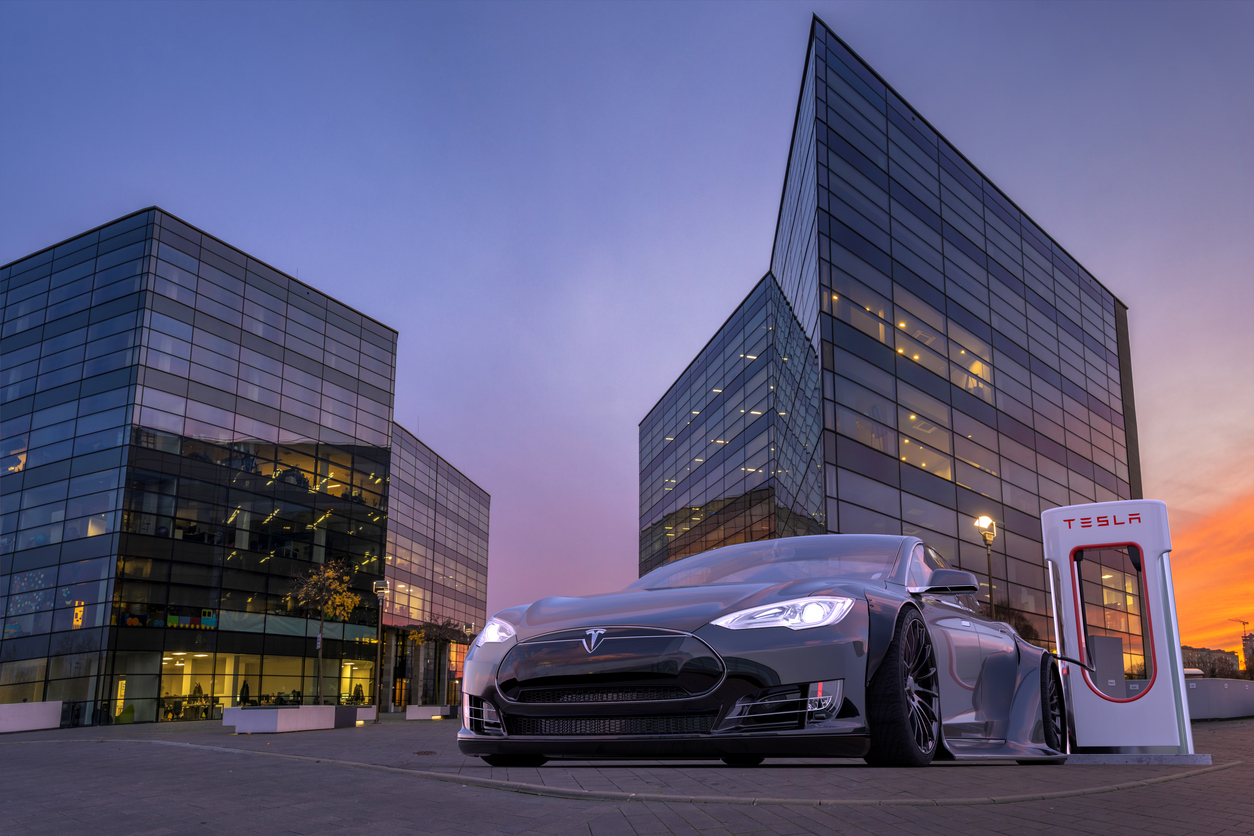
[
  {"left": 372, "top": 579, "right": 390, "bottom": 724},
  {"left": 975, "top": 516, "right": 997, "bottom": 617}
]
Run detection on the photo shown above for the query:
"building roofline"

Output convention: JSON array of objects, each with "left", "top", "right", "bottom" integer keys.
[
  {"left": 765, "top": 19, "right": 821, "bottom": 276},
  {"left": 648, "top": 14, "right": 1130, "bottom": 432},
  {"left": 1, "top": 206, "right": 399, "bottom": 336},
  {"left": 2, "top": 207, "right": 154, "bottom": 272},
  {"left": 639, "top": 271, "right": 774, "bottom": 427},
  {"left": 811, "top": 14, "right": 1127, "bottom": 309},
  {"left": 391, "top": 420, "right": 490, "bottom": 502}
]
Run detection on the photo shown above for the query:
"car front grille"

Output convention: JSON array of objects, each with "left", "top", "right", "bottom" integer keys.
[
  {"left": 517, "top": 686, "right": 689, "bottom": 703},
  {"left": 496, "top": 628, "right": 724, "bottom": 701},
  {"left": 505, "top": 713, "right": 717, "bottom": 736}
]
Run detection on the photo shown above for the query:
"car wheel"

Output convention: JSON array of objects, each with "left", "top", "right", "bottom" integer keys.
[
  {"left": 1041, "top": 659, "right": 1067, "bottom": 753},
  {"left": 720, "top": 755, "right": 765, "bottom": 766},
  {"left": 481, "top": 754, "right": 548, "bottom": 767},
  {"left": 864, "top": 608, "right": 939, "bottom": 767}
]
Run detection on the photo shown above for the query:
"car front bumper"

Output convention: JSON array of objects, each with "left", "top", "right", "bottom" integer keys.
[{"left": 456, "top": 608, "right": 872, "bottom": 759}]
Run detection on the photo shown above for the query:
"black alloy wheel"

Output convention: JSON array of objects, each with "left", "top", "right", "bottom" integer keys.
[
  {"left": 481, "top": 754, "right": 548, "bottom": 767},
  {"left": 864, "top": 608, "right": 940, "bottom": 767},
  {"left": 720, "top": 755, "right": 765, "bottom": 767},
  {"left": 1041, "top": 660, "right": 1067, "bottom": 753}
]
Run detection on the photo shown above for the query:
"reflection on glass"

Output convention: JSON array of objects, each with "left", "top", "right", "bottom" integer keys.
[
  {"left": 894, "top": 331, "right": 947, "bottom": 377},
  {"left": 836, "top": 405, "right": 897, "bottom": 456},
  {"left": 898, "top": 438, "right": 954, "bottom": 481},
  {"left": 899, "top": 407, "right": 951, "bottom": 454},
  {"left": 1077, "top": 547, "right": 1152, "bottom": 680}
]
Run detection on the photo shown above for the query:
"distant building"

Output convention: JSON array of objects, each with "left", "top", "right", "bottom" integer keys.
[
  {"left": 0, "top": 208, "right": 487, "bottom": 724},
  {"left": 1181, "top": 646, "right": 1241, "bottom": 679},
  {"left": 640, "top": 16, "right": 1141, "bottom": 661},
  {"left": 1244, "top": 633, "right": 1254, "bottom": 676}
]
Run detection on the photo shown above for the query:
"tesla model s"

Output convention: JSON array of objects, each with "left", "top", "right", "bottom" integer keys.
[{"left": 457, "top": 534, "right": 1067, "bottom": 767}]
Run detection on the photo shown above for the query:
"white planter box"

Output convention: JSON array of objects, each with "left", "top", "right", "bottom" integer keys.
[
  {"left": 406, "top": 704, "right": 456, "bottom": 720},
  {"left": 0, "top": 701, "right": 62, "bottom": 733},
  {"left": 223, "top": 705, "right": 336, "bottom": 733}
]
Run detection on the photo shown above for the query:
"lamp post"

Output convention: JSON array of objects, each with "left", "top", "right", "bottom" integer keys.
[
  {"left": 974, "top": 516, "right": 997, "bottom": 618},
  {"left": 372, "top": 579, "right": 390, "bottom": 725}
]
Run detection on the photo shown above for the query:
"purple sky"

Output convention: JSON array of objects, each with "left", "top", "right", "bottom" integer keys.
[{"left": 2, "top": 1, "right": 1251, "bottom": 618}]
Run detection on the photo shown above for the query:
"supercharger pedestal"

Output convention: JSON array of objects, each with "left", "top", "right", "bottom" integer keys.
[{"left": 1042, "top": 499, "right": 1204, "bottom": 761}]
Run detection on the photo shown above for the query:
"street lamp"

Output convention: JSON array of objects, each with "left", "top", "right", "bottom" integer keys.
[
  {"left": 974, "top": 516, "right": 997, "bottom": 618},
  {"left": 372, "top": 579, "right": 390, "bottom": 725}
]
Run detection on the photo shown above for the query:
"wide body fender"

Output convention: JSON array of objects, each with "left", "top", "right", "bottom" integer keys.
[
  {"left": 862, "top": 588, "right": 918, "bottom": 686},
  {"left": 946, "top": 641, "right": 1066, "bottom": 761}
]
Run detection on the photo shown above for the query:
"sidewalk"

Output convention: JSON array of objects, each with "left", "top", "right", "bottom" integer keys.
[{"left": 1, "top": 714, "right": 1249, "bottom": 834}]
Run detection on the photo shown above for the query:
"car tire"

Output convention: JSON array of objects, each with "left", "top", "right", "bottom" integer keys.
[
  {"left": 1040, "top": 659, "right": 1067, "bottom": 753},
  {"left": 720, "top": 755, "right": 765, "bottom": 766},
  {"left": 864, "top": 608, "right": 939, "bottom": 767},
  {"left": 481, "top": 754, "right": 548, "bottom": 767}
]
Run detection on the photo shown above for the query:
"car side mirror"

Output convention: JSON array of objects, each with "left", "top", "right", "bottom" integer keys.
[{"left": 922, "top": 569, "right": 980, "bottom": 594}]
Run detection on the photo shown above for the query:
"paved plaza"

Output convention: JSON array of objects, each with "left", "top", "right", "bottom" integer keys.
[{"left": 1, "top": 715, "right": 1249, "bottom": 835}]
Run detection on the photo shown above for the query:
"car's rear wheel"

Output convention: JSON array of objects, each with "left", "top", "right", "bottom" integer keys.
[
  {"left": 720, "top": 755, "right": 764, "bottom": 766},
  {"left": 1041, "top": 659, "right": 1067, "bottom": 753},
  {"left": 481, "top": 754, "right": 548, "bottom": 767},
  {"left": 864, "top": 608, "right": 939, "bottom": 767}
]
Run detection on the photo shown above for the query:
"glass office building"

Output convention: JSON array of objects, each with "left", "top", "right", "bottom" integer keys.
[
  {"left": 0, "top": 208, "right": 489, "bottom": 723},
  {"left": 641, "top": 17, "right": 1142, "bottom": 658},
  {"left": 639, "top": 274, "right": 825, "bottom": 575},
  {"left": 381, "top": 423, "right": 489, "bottom": 711}
]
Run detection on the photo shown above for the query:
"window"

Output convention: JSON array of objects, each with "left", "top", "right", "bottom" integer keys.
[
  {"left": 1076, "top": 546, "right": 1153, "bottom": 689},
  {"left": 906, "top": 544, "right": 950, "bottom": 589}
]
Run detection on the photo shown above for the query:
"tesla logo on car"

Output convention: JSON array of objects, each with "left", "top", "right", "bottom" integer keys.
[
  {"left": 582, "top": 629, "right": 607, "bottom": 653},
  {"left": 1063, "top": 513, "right": 1141, "bottom": 529}
]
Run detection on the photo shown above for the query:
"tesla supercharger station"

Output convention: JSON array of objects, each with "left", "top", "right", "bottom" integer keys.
[{"left": 1041, "top": 499, "right": 1195, "bottom": 756}]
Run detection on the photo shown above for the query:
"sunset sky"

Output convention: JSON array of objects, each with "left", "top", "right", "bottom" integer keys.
[
  {"left": 2, "top": 2, "right": 1251, "bottom": 659},
  {"left": 1170, "top": 493, "right": 1254, "bottom": 665}
]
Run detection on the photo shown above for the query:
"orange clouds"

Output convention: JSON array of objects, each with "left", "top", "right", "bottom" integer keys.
[{"left": 1170, "top": 491, "right": 1254, "bottom": 667}]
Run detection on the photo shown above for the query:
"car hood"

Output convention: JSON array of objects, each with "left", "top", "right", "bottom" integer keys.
[{"left": 510, "top": 580, "right": 862, "bottom": 640}]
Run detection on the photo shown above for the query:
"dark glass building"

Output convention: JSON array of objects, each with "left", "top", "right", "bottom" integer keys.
[
  {"left": 639, "top": 274, "right": 825, "bottom": 575},
  {"left": 381, "top": 422, "right": 489, "bottom": 711},
  {"left": 0, "top": 208, "right": 488, "bottom": 724},
  {"left": 641, "top": 17, "right": 1141, "bottom": 661}
]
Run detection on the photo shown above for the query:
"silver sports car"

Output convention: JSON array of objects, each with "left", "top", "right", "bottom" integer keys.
[{"left": 458, "top": 534, "right": 1068, "bottom": 767}]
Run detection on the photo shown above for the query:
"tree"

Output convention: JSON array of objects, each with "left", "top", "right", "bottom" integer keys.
[
  {"left": 290, "top": 559, "right": 360, "bottom": 706},
  {"left": 1000, "top": 608, "right": 1042, "bottom": 646},
  {"left": 407, "top": 618, "right": 471, "bottom": 646},
  {"left": 406, "top": 619, "right": 472, "bottom": 705}
]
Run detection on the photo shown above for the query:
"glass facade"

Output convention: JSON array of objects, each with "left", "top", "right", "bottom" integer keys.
[
  {"left": 639, "top": 274, "right": 825, "bottom": 575},
  {"left": 380, "top": 423, "right": 489, "bottom": 710},
  {"left": 640, "top": 17, "right": 1142, "bottom": 659},
  {"left": 1, "top": 208, "right": 488, "bottom": 723}
]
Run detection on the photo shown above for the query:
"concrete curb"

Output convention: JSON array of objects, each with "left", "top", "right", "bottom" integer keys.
[{"left": 3, "top": 737, "right": 1241, "bottom": 807}]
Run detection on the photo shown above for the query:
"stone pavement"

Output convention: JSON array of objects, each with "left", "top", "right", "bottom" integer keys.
[{"left": 0, "top": 715, "right": 1249, "bottom": 835}]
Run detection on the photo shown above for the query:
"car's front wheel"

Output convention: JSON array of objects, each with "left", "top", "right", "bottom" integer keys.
[{"left": 864, "top": 608, "right": 939, "bottom": 767}]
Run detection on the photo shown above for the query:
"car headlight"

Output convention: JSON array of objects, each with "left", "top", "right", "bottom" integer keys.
[
  {"left": 476, "top": 617, "right": 517, "bottom": 646},
  {"left": 710, "top": 596, "right": 855, "bottom": 631}
]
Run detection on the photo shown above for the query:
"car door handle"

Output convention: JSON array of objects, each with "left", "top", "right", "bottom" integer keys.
[{"left": 961, "top": 621, "right": 971, "bottom": 627}]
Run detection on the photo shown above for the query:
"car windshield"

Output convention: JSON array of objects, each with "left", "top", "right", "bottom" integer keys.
[{"left": 628, "top": 535, "right": 904, "bottom": 590}]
